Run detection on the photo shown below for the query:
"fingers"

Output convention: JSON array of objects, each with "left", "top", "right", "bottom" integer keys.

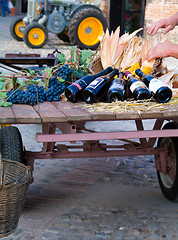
[
  {"left": 147, "top": 24, "right": 157, "bottom": 35},
  {"left": 147, "top": 24, "right": 162, "bottom": 35},
  {"left": 147, "top": 19, "right": 167, "bottom": 35},
  {"left": 164, "top": 25, "right": 173, "bottom": 34},
  {"left": 146, "top": 50, "right": 156, "bottom": 62}
]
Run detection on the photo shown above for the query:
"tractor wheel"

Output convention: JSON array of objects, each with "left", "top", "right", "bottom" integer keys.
[
  {"left": 10, "top": 17, "right": 26, "bottom": 41},
  {"left": 23, "top": 23, "right": 48, "bottom": 48},
  {"left": 56, "top": 30, "right": 70, "bottom": 43},
  {"left": 0, "top": 126, "right": 25, "bottom": 164},
  {"left": 68, "top": 8, "right": 107, "bottom": 49},
  {"left": 156, "top": 122, "right": 178, "bottom": 201}
]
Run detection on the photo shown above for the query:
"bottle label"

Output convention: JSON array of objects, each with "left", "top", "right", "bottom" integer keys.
[
  {"left": 149, "top": 78, "right": 166, "bottom": 93},
  {"left": 73, "top": 82, "right": 82, "bottom": 90},
  {"left": 87, "top": 78, "right": 105, "bottom": 89},
  {"left": 110, "top": 81, "right": 125, "bottom": 91},
  {"left": 130, "top": 81, "right": 146, "bottom": 93}
]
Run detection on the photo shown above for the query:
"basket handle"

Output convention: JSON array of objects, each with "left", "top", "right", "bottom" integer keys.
[{"left": 0, "top": 153, "right": 4, "bottom": 185}]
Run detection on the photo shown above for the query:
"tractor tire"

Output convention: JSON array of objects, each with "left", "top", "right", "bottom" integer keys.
[
  {"left": 23, "top": 23, "right": 48, "bottom": 49},
  {"left": 56, "top": 30, "right": 70, "bottom": 43},
  {"left": 68, "top": 8, "right": 107, "bottom": 49},
  {"left": 10, "top": 16, "right": 26, "bottom": 41},
  {"left": 0, "top": 126, "right": 25, "bottom": 164}
]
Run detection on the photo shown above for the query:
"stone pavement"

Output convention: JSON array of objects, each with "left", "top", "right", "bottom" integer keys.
[{"left": 0, "top": 16, "right": 178, "bottom": 240}]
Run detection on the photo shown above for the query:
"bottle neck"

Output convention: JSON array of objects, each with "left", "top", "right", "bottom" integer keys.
[
  {"left": 135, "top": 69, "right": 153, "bottom": 82},
  {"left": 104, "top": 69, "right": 119, "bottom": 81},
  {"left": 93, "top": 66, "right": 114, "bottom": 78},
  {"left": 118, "top": 72, "right": 124, "bottom": 79}
]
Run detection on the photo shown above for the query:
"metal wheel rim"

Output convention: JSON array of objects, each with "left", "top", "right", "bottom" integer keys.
[
  {"left": 15, "top": 21, "right": 25, "bottom": 38},
  {"left": 159, "top": 137, "right": 176, "bottom": 189},
  {"left": 78, "top": 17, "right": 103, "bottom": 46},
  {"left": 28, "top": 28, "right": 45, "bottom": 46}
]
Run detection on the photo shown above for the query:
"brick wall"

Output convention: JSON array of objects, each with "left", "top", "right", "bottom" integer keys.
[{"left": 145, "top": 0, "right": 178, "bottom": 42}]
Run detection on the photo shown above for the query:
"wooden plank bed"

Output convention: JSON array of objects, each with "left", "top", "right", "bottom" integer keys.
[{"left": 0, "top": 101, "right": 178, "bottom": 201}]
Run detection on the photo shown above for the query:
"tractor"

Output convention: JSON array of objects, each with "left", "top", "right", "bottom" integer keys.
[{"left": 10, "top": 0, "right": 107, "bottom": 49}]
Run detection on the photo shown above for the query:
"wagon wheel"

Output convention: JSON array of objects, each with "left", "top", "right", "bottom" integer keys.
[
  {"left": 23, "top": 23, "right": 48, "bottom": 48},
  {"left": 0, "top": 126, "right": 25, "bottom": 164},
  {"left": 10, "top": 17, "right": 25, "bottom": 41},
  {"left": 155, "top": 122, "right": 178, "bottom": 201},
  {"left": 68, "top": 8, "right": 107, "bottom": 49}
]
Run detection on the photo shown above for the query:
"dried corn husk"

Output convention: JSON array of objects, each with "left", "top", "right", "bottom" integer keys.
[
  {"left": 100, "top": 27, "right": 143, "bottom": 70},
  {"left": 158, "top": 70, "right": 175, "bottom": 88},
  {"left": 120, "top": 36, "right": 142, "bottom": 70}
]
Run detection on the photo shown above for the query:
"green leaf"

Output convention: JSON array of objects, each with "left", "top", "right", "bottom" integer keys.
[
  {"left": 57, "top": 77, "right": 65, "bottom": 83},
  {"left": 5, "top": 78, "right": 13, "bottom": 91},
  {"left": 0, "top": 77, "right": 5, "bottom": 82},
  {"left": 80, "top": 50, "right": 94, "bottom": 65},
  {"left": 0, "top": 100, "right": 12, "bottom": 107},
  {"left": 57, "top": 53, "right": 66, "bottom": 64},
  {"left": 75, "top": 69, "right": 85, "bottom": 79},
  {"left": 0, "top": 92, "right": 7, "bottom": 99},
  {"left": 69, "top": 46, "right": 75, "bottom": 58},
  {"left": 0, "top": 82, "right": 5, "bottom": 90},
  {"left": 43, "top": 67, "right": 52, "bottom": 78}
]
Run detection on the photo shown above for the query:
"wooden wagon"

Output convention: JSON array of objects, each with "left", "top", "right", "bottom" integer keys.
[{"left": 0, "top": 101, "right": 178, "bottom": 201}]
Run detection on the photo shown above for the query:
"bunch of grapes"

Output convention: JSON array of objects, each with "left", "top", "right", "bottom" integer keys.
[
  {"left": 45, "top": 76, "right": 66, "bottom": 101},
  {"left": 6, "top": 64, "right": 74, "bottom": 106},
  {"left": 57, "top": 64, "right": 74, "bottom": 84},
  {"left": 7, "top": 85, "right": 46, "bottom": 106}
]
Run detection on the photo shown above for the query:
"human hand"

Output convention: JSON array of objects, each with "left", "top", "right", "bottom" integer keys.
[
  {"left": 146, "top": 42, "right": 175, "bottom": 61},
  {"left": 147, "top": 15, "right": 177, "bottom": 35}
]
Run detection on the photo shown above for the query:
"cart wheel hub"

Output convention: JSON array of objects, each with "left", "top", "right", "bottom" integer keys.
[
  {"left": 33, "top": 33, "right": 39, "bottom": 39},
  {"left": 19, "top": 26, "right": 25, "bottom": 33},
  {"left": 85, "top": 27, "right": 92, "bottom": 34},
  {"left": 14, "top": 21, "right": 25, "bottom": 38}
]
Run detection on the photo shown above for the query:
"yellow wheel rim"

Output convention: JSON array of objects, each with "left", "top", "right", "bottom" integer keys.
[
  {"left": 14, "top": 21, "right": 25, "bottom": 38},
  {"left": 28, "top": 28, "right": 45, "bottom": 46},
  {"left": 78, "top": 17, "right": 103, "bottom": 46}
]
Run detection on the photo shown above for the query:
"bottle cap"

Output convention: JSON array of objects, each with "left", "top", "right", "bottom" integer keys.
[{"left": 124, "top": 71, "right": 131, "bottom": 78}]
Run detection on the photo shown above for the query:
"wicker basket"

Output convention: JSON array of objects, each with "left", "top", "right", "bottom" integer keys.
[
  {"left": 89, "top": 57, "right": 103, "bottom": 74},
  {"left": 0, "top": 157, "right": 31, "bottom": 238}
]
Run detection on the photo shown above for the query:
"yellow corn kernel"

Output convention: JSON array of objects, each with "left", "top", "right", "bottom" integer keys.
[
  {"left": 126, "top": 63, "right": 141, "bottom": 75},
  {"left": 142, "top": 67, "right": 152, "bottom": 75}
]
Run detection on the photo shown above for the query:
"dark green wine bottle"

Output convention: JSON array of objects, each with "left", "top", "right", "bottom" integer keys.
[
  {"left": 82, "top": 69, "right": 119, "bottom": 104},
  {"left": 65, "top": 66, "right": 114, "bottom": 102}
]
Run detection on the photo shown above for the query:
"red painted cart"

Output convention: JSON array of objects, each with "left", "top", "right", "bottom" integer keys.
[{"left": 0, "top": 101, "right": 178, "bottom": 201}]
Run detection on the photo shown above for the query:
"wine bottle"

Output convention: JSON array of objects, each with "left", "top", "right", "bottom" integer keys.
[
  {"left": 65, "top": 66, "right": 114, "bottom": 102},
  {"left": 82, "top": 69, "right": 119, "bottom": 104},
  {"left": 107, "top": 72, "right": 126, "bottom": 102},
  {"left": 135, "top": 69, "right": 172, "bottom": 103},
  {"left": 125, "top": 71, "right": 151, "bottom": 100}
]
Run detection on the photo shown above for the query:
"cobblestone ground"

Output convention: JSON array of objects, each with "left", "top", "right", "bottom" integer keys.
[{"left": 0, "top": 16, "right": 178, "bottom": 240}]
